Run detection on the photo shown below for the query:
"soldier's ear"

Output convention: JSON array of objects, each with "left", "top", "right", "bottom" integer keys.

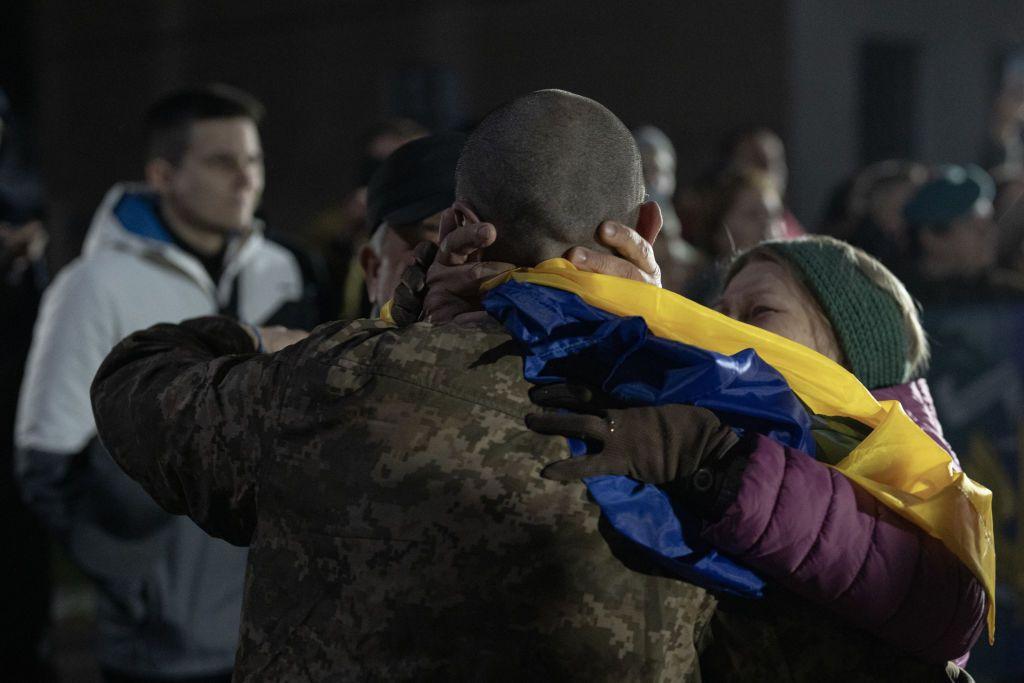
[
  {"left": 452, "top": 200, "right": 481, "bottom": 228},
  {"left": 635, "top": 200, "right": 663, "bottom": 246}
]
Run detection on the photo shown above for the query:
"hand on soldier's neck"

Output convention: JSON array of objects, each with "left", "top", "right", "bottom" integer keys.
[{"left": 422, "top": 211, "right": 513, "bottom": 324}]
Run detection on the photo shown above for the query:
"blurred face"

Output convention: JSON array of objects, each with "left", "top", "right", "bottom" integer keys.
[
  {"left": 719, "top": 186, "right": 785, "bottom": 253},
  {"left": 870, "top": 180, "right": 917, "bottom": 237},
  {"left": 734, "top": 132, "right": 788, "bottom": 196},
  {"left": 163, "top": 117, "right": 264, "bottom": 232},
  {"left": 716, "top": 259, "right": 844, "bottom": 363},
  {"left": 362, "top": 212, "right": 442, "bottom": 307},
  {"left": 640, "top": 143, "right": 676, "bottom": 199},
  {"left": 995, "top": 179, "right": 1024, "bottom": 219},
  {"left": 921, "top": 202, "right": 997, "bottom": 276}
]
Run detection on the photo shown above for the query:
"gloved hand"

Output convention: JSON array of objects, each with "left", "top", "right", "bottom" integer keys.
[
  {"left": 389, "top": 241, "right": 438, "bottom": 327},
  {"left": 525, "top": 383, "right": 742, "bottom": 504}
]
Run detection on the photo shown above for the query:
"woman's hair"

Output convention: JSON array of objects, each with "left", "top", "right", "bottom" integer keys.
[{"left": 725, "top": 235, "right": 930, "bottom": 379}]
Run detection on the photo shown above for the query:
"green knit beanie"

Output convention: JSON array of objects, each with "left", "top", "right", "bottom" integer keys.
[{"left": 749, "top": 238, "right": 909, "bottom": 389}]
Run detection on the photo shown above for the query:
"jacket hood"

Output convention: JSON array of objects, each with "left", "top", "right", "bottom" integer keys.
[{"left": 81, "top": 182, "right": 265, "bottom": 295}]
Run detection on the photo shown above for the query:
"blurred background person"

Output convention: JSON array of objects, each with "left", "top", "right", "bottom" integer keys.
[
  {"left": 359, "top": 132, "right": 464, "bottom": 316},
  {"left": 686, "top": 168, "right": 787, "bottom": 302},
  {"left": 981, "top": 61, "right": 1024, "bottom": 170},
  {"left": 717, "top": 125, "right": 805, "bottom": 237},
  {"left": 992, "top": 164, "right": 1024, "bottom": 275},
  {"left": 632, "top": 125, "right": 701, "bottom": 294},
  {"left": 15, "top": 84, "right": 311, "bottom": 683},
  {"left": 308, "top": 118, "right": 429, "bottom": 320},
  {"left": 901, "top": 165, "right": 1023, "bottom": 305},
  {"left": 845, "top": 159, "right": 929, "bottom": 273},
  {"left": 0, "top": 85, "right": 54, "bottom": 682}
]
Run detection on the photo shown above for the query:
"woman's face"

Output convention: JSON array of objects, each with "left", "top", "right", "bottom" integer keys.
[
  {"left": 719, "top": 186, "right": 785, "bottom": 253},
  {"left": 716, "top": 259, "right": 844, "bottom": 364}
]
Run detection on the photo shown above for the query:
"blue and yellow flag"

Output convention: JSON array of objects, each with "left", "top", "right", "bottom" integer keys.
[{"left": 481, "top": 259, "right": 996, "bottom": 641}]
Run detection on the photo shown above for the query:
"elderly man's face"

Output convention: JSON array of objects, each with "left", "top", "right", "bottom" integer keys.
[{"left": 362, "top": 212, "right": 442, "bottom": 308}]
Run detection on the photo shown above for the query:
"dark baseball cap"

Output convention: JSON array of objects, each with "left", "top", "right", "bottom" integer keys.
[
  {"left": 903, "top": 165, "right": 995, "bottom": 228},
  {"left": 366, "top": 131, "right": 466, "bottom": 232}
]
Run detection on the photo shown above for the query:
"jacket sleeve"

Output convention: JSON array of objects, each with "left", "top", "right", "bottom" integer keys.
[
  {"left": 15, "top": 261, "right": 122, "bottom": 536},
  {"left": 90, "top": 315, "right": 280, "bottom": 546},
  {"left": 701, "top": 434, "right": 986, "bottom": 663}
]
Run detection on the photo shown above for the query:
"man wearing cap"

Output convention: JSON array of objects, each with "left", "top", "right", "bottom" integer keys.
[
  {"left": 359, "top": 132, "right": 465, "bottom": 317},
  {"left": 902, "top": 164, "right": 1024, "bottom": 304}
]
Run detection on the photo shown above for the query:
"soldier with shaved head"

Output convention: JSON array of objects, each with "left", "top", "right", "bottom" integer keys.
[{"left": 89, "top": 90, "right": 716, "bottom": 681}]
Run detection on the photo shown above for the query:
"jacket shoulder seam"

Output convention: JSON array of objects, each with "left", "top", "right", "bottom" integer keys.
[{"left": 331, "top": 355, "right": 527, "bottom": 420}]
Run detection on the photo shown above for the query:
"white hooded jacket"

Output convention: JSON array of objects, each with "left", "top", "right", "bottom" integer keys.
[{"left": 15, "top": 183, "right": 306, "bottom": 677}]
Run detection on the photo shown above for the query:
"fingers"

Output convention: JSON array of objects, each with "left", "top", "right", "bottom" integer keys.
[
  {"left": 257, "top": 327, "right": 309, "bottom": 353},
  {"left": 528, "top": 383, "right": 596, "bottom": 411},
  {"left": 565, "top": 221, "right": 661, "bottom": 286},
  {"left": 390, "top": 281, "right": 423, "bottom": 327},
  {"left": 436, "top": 220, "right": 497, "bottom": 267},
  {"left": 399, "top": 260, "right": 428, "bottom": 294},
  {"left": 412, "top": 240, "right": 439, "bottom": 270},
  {"left": 598, "top": 222, "right": 656, "bottom": 273},
  {"left": 388, "top": 242, "right": 439, "bottom": 327},
  {"left": 524, "top": 411, "right": 610, "bottom": 444},
  {"left": 566, "top": 247, "right": 648, "bottom": 282},
  {"left": 422, "top": 260, "right": 515, "bottom": 324},
  {"left": 528, "top": 382, "right": 618, "bottom": 412},
  {"left": 541, "top": 454, "right": 625, "bottom": 481}
]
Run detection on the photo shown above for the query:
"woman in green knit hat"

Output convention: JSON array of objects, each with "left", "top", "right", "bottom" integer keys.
[
  {"left": 529, "top": 232, "right": 982, "bottom": 680},
  {"left": 404, "top": 218, "right": 982, "bottom": 679},
  {"left": 697, "top": 236, "right": 980, "bottom": 680},
  {"left": 718, "top": 234, "right": 928, "bottom": 390}
]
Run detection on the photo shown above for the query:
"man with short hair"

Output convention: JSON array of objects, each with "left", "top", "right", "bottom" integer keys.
[
  {"left": 90, "top": 90, "right": 718, "bottom": 680},
  {"left": 17, "top": 84, "right": 311, "bottom": 682}
]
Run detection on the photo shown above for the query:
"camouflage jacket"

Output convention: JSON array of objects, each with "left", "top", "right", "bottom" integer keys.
[{"left": 91, "top": 316, "right": 716, "bottom": 682}]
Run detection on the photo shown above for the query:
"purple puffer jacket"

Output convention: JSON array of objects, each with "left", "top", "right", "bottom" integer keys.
[{"left": 701, "top": 377, "right": 986, "bottom": 664}]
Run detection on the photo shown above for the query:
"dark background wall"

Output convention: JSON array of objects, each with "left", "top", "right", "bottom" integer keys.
[
  {"left": 16, "top": 0, "right": 789, "bottom": 267},
  {"left": 786, "top": 0, "right": 1024, "bottom": 223}
]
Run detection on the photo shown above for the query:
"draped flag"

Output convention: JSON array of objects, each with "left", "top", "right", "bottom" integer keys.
[
  {"left": 484, "top": 279, "right": 818, "bottom": 597},
  {"left": 480, "top": 258, "right": 997, "bottom": 641}
]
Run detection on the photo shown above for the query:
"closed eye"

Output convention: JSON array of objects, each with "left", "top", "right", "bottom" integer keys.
[{"left": 748, "top": 305, "right": 778, "bottom": 321}]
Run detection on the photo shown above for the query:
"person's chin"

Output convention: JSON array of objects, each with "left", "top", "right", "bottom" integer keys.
[{"left": 219, "top": 212, "right": 255, "bottom": 233}]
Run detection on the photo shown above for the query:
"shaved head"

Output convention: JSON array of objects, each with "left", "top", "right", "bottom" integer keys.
[{"left": 456, "top": 89, "right": 645, "bottom": 265}]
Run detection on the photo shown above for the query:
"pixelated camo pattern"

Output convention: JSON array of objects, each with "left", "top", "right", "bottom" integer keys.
[
  {"left": 236, "top": 318, "right": 715, "bottom": 681},
  {"left": 95, "top": 315, "right": 966, "bottom": 682}
]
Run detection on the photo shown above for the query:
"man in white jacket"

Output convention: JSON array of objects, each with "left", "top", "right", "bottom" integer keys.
[{"left": 16, "top": 84, "right": 309, "bottom": 683}]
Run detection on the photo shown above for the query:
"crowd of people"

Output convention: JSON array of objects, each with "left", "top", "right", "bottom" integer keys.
[{"left": 0, "top": 75, "right": 1021, "bottom": 683}]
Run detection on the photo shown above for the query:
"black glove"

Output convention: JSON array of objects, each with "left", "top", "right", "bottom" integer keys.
[
  {"left": 389, "top": 241, "right": 438, "bottom": 327},
  {"left": 525, "top": 383, "right": 748, "bottom": 517}
]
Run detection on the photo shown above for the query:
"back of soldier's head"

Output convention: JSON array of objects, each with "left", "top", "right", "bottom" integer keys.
[{"left": 455, "top": 89, "right": 644, "bottom": 265}]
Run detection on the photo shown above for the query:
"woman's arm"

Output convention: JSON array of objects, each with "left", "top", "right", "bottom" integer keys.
[{"left": 702, "top": 433, "right": 986, "bottom": 663}]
